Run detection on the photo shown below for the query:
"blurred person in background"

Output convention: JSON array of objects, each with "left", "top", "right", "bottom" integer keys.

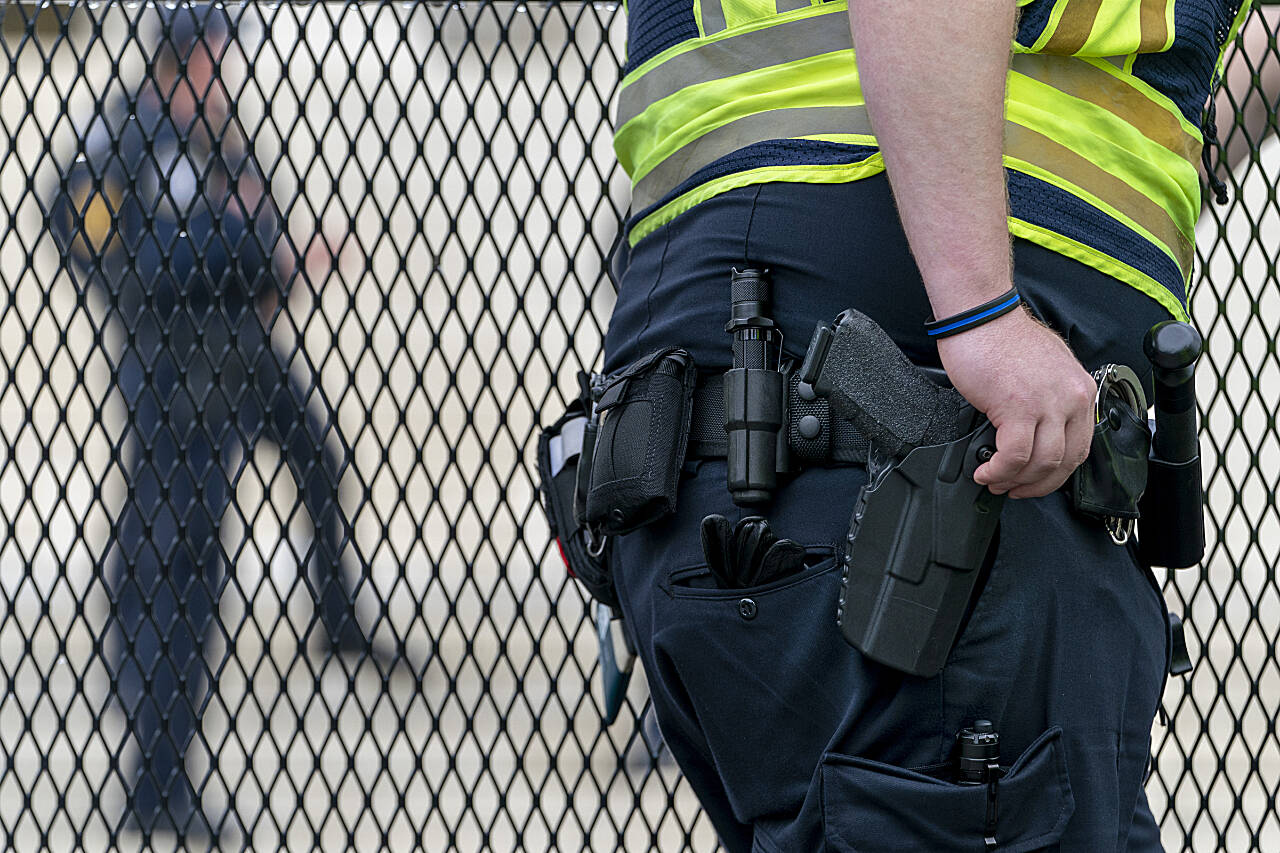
[
  {"left": 47, "top": 4, "right": 379, "bottom": 839},
  {"left": 1215, "top": 4, "right": 1280, "bottom": 171}
]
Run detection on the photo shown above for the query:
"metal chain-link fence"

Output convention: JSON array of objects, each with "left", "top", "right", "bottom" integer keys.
[{"left": 0, "top": 1, "right": 1275, "bottom": 850}]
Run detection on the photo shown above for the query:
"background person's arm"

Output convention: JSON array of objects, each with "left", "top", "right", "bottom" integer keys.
[{"left": 847, "top": 0, "right": 1096, "bottom": 499}]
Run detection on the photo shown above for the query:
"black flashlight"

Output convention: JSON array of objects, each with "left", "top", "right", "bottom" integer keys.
[{"left": 724, "top": 268, "right": 785, "bottom": 506}]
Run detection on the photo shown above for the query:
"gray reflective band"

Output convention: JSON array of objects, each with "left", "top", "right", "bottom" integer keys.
[
  {"left": 617, "top": 11, "right": 853, "bottom": 129},
  {"left": 700, "top": 0, "right": 727, "bottom": 35},
  {"left": 775, "top": 0, "right": 812, "bottom": 10},
  {"left": 632, "top": 104, "right": 872, "bottom": 209}
]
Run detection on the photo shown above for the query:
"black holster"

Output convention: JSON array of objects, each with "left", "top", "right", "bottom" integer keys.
[
  {"left": 799, "top": 308, "right": 1006, "bottom": 677},
  {"left": 838, "top": 416, "right": 1004, "bottom": 677}
]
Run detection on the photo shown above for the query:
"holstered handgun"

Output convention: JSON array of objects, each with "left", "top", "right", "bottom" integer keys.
[
  {"left": 838, "top": 417, "right": 1003, "bottom": 676},
  {"left": 800, "top": 308, "right": 1005, "bottom": 677}
]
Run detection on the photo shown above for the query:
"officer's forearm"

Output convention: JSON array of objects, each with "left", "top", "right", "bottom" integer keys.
[{"left": 847, "top": 0, "right": 1018, "bottom": 319}]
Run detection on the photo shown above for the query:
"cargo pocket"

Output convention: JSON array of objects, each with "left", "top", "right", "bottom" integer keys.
[
  {"left": 821, "top": 727, "right": 1074, "bottom": 853},
  {"left": 654, "top": 550, "right": 851, "bottom": 822}
]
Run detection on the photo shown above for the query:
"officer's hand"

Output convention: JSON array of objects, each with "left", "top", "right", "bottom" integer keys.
[{"left": 936, "top": 307, "right": 1095, "bottom": 499}]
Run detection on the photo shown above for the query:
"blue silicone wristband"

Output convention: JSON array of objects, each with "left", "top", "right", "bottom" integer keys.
[{"left": 924, "top": 288, "right": 1021, "bottom": 339}]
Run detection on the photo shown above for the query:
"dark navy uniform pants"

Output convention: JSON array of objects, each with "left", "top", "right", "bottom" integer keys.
[
  {"left": 603, "top": 178, "right": 1172, "bottom": 852},
  {"left": 109, "top": 307, "right": 362, "bottom": 827}
]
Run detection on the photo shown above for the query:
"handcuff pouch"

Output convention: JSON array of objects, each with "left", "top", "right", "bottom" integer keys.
[{"left": 1069, "top": 366, "right": 1150, "bottom": 521}]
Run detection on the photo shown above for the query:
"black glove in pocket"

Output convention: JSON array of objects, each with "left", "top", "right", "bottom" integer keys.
[
  {"left": 584, "top": 348, "right": 696, "bottom": 536},
  {"left": 700, "top": 514, "right": 806, "bottom": 589}
]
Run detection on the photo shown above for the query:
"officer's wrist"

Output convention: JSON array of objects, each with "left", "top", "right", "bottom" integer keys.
[
  {"left": 924, "top": 286, "right": 1021, "bottom": 339},
  {"left": 921, "top": 267, "right": 1016, "bottom": 320}
]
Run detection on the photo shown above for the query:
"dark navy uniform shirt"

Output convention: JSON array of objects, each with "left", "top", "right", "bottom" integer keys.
[{"left": 50, "top": 87, "right": 281, "bottom": 340}]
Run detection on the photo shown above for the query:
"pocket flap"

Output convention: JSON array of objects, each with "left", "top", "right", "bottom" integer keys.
[{"left": 821, "top": 727, "right": 1074, "bottom": 853}]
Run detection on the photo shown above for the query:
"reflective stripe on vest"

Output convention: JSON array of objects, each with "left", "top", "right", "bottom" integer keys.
[
  {"left": 1031, "top": 0, "right": 1176, "bottom": 56},
  {"left": 614, "top": 1, "right": 1205, "bottom": 315},
  {"left": 697, "top": 0, "right": 814, "bottom": 36}
]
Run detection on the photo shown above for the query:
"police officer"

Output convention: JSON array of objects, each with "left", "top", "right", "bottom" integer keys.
[
  {"left": 602, "top": 1, "right": 1250, "bottom": 850},
  {"left": 48, "top": 6, "right": 379, "bottom": 837}
]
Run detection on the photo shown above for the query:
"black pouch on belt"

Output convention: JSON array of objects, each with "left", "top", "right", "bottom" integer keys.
[
  {"left": 537, "top": 387, "right": 617, "bottom": 608},
  {"left": 584, "top": 348, "right": 697, "bottom": 536},
  {"left": 1068, "top": 364, "right": 1150, "bottom": 523}
]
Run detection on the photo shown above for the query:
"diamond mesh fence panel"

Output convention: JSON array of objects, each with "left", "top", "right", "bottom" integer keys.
[{"left": 0, "top": 1, "right": 1275, "bottom": 851}]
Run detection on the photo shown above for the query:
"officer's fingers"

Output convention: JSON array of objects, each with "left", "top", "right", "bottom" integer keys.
[
  {"left": 1006, "top": 408, "right": 1096, "bottom": 499},
  {"left": 1006, "top": 457, "right": 1068, "bottom": 499},
  {"left": 974, "top": 418, "right": 1036, "bottom": 493},
  {"left": 1008, "top": 422, "right": 1069, "bottom": 497},
  {"left": 1061, "top": 371, "right": 1099, "bottom": 455},
  {"left": 1063, "top": 409, "right": 1094, "bottom": 471}
]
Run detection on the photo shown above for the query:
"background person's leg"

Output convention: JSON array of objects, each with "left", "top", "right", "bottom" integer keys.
[
  {"left": 240, "top": 320, "right": 366, "bottom": 651},
  {"left": 111, "top": 356, "right": 220, "bottom": 833}
]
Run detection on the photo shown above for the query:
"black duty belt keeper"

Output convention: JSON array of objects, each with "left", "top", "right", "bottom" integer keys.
[
  {"left": 582, "top": 347, "right": 697, "bottom": 536},
  {"left": 688, "top": 371, "right": 870, "bottom": 467}
]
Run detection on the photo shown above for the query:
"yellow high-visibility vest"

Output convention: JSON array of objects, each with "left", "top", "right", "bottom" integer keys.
[{"left": 615, "top": 0, "right": 1254, "bottom": 320}]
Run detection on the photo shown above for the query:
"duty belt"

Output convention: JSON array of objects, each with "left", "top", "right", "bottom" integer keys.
[{"left": 538, "top": 264, "right": 1205, "bottom": 696}]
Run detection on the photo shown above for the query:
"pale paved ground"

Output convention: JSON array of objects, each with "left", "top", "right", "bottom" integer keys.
[{"left": 0, "top": 3, "right": 1277, "bottom": 851}]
